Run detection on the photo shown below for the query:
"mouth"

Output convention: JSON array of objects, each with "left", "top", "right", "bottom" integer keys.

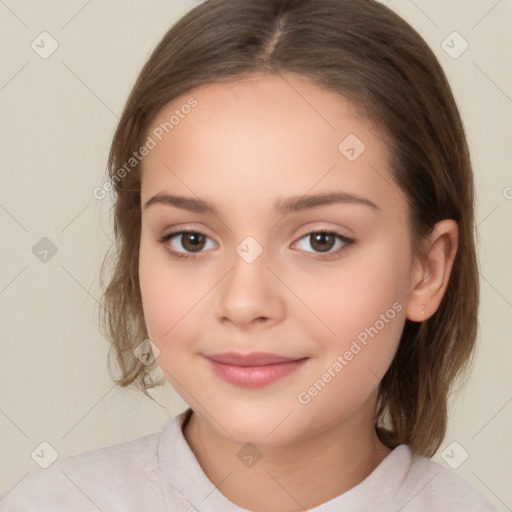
[{"left": 204, "top": 352, "right": 309, "bottom": 388}]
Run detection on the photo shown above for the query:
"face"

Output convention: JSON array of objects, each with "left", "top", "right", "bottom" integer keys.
[{"left": 139, "top": 72, "right": 415, "bottom": 447}]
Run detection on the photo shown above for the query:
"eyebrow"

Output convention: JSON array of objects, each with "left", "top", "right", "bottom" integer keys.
[{"left": 143, "top": 191, "right": 380, "bottom": 215}]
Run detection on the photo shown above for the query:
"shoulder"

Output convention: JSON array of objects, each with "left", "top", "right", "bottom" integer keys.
[
  {"left": 391, "top": 446, "right": 498, "bottom": 511},
  {"left": 0, "top": 430, "right": 166, "bottom": 512}
]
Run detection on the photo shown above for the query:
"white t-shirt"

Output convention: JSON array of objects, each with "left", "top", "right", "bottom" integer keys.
[{"left": 0, "top": 408, "right": 498, "bottom": 511}]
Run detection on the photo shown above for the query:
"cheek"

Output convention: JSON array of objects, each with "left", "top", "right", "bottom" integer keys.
[
  {"left": 138, "top": 238, "right": 202, "bottom": 349},
  {"left": 298, "top": 239, "right": 409, "bottom": 380},
  {"left": 308, "top": 243, "right": 407, "bottom": 331},
  {"left": 291, "top": 262, "right": 407, "bottom": 430}
]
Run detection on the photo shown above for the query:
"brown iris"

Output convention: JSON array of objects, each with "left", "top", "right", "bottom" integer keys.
[
  {"left": 180, "top": 233, "right": 207, "bottom": 252},
  {"left": 308, "top": 232, "right": 336, "bottom": 253}
]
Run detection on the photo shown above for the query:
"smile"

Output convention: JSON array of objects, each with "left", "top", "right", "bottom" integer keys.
[{"left": 204, "top": 352, "right": 309, "bottom": 388}]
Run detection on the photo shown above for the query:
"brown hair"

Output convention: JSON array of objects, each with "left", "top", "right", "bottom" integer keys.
[{"left": 99, "top": 0, "right": 479, "bottom": 457}]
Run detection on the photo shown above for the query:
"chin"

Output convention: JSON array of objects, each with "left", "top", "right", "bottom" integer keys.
[{"left": 199, "top": 399, "right": 312, "bottom": 448}]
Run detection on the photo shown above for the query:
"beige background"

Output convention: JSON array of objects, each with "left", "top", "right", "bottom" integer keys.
[{"left": 0, "top": 0, "right": 511, "bottom": 509}]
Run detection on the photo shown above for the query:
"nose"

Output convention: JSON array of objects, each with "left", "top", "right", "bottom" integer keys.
[{"left": 215, "top": 246, "right": 286, "bottom": 330}]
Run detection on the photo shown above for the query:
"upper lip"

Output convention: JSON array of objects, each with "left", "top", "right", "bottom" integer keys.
[{"left": 204, "top": 352, "right": 307, "bottom": 367}]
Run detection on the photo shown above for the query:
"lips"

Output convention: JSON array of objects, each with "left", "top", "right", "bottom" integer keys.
[
  {"left": 204, "top": 352, "right": 309, "bottom": 388},
  {"left": 205, "top": 352, "right": 303, "bottom": 366}
]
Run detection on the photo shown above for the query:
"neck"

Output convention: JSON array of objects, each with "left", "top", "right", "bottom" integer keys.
[{"left": 182, "top": 398, "right": 392, "bottom": 512}]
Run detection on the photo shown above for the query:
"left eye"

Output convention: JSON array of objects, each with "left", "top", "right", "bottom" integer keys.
[{"left": 294, "top": 230, "right": 353, "bottom": 255}]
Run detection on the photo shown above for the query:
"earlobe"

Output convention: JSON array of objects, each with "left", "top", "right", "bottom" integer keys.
[{"left": 405, "top": 219, "right": 459, "bottom": 322}]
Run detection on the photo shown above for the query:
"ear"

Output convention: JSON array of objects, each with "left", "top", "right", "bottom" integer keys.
[{"left": 406, "top": 219, "right": 459, "bottom": 322}]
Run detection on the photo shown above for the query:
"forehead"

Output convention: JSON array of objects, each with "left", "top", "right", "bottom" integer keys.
[{"left": 140, "top": 72, "right": 401, "bottom": 214}]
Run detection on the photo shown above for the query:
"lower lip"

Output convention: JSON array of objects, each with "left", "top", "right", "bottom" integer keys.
[{"left": 206, "top": 358, "right": 309, "bottom": 388}]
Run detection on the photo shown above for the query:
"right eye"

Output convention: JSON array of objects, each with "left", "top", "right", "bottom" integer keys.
[{"left": 159, "top": 231, "right": 217, "bottom": 260}]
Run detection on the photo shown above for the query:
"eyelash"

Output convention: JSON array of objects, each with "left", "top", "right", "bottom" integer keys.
[{"left": 158, "top": 229, "right": 355, "bottom": 261}]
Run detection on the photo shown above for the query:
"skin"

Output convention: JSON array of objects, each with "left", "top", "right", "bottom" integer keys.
[{"left": 138, "top": 72, "right": 458, "bottom": 511}]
